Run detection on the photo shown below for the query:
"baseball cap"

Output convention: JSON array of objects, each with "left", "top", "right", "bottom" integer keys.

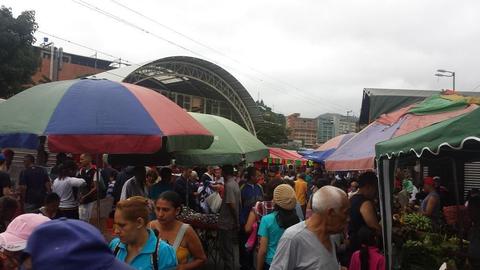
[
  {"left": 24, "top": 218, "right": 134, "bottom": 270},
  {"left": 424, "top": 176, "right": 435, "bottom": 187},
  {"left": 0, "top": 214, "right": 50, "bottom": 252}
]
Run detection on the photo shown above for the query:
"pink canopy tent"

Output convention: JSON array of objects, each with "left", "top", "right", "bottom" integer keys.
[{"left": 265, "top": 147, "right": 307, "bottom": 166}]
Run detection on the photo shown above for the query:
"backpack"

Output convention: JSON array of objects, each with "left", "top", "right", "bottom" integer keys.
[{"left": 113, "top": 236, "right": 161, "bottom": 270}]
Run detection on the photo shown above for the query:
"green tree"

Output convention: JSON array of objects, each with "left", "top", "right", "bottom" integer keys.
[
  {"left": 0, "top": 6, "right": 39, "bottom": 98},
  {"left": 255, "top": 100, "right": 288, "bottom": 145}
]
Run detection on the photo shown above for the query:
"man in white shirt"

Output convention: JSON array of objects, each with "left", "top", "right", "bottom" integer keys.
[{"left": 270, "top": 186, "right": 350, "bottom": 270}]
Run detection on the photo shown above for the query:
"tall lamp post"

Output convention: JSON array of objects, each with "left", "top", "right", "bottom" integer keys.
[{"left": 435, "top": 69, "right": 455, "bottom": 91}]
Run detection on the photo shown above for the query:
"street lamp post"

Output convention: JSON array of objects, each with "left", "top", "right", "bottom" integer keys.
[{"left": 435, "top": 69, "right": 455, "bottom": 91}]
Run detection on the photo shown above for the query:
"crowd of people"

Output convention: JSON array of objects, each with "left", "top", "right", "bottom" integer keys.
[{"left": 0, "top": 148, "right": 478, "bottom": 270}]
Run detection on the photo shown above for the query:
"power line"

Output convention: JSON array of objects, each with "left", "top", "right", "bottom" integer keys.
[
  {"left": 107, "top": 0, "right": 347, "bottom": 112},
  {"left": 73, "top": 0, "right": 347, "bottom": 112},
  {"left": 71, "top": 0, "right": 348, "bottom": 112},
  {"left": 472, "top": 82, "right": 480, "bottom": 91},
  {"left": 72, "top": 0, "right": 209, "bottom": 59},
  {"left": 36, "top": 30, "right": 132, "bottom": 64}
]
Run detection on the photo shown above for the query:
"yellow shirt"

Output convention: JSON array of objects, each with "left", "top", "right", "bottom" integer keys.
[{"left": 294, "top": 178, "right": 308, "bottom": 206}]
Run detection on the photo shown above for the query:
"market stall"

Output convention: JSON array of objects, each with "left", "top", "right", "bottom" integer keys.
[
  {"left": 266, "top": 147, "right": 307, "bottom": 166},
  {"left": 177, "top": 207, "right": 221, "bottom": 268},
  {"left": 376, "top": 100, "right": 480, "bottom": 270}
]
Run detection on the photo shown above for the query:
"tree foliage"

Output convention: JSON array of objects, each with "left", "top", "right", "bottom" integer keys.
[
  {"left": 255, "top": 100, "right": 288, "bottom": 145},
  {"left": 0, "top": 6, "right": 39, "bottom": 98}
]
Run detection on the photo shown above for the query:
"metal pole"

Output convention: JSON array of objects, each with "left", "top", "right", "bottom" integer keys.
[
  {"left": 186, "top": 172, "right": 189, "bottom": 209},
  {"left": 450, "top": 158, "right": 463, "bottom": 251},
  {"left": 49, "top": 45, "right": 55, "bottom": 80},
  {"left": 453, "top": 72, "right": 456, "bottom": 91},
  {"left": 96, "top": 154, "right": 101, "bottom": 227}
]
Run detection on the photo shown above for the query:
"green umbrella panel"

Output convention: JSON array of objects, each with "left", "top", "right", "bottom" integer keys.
[
  {"left": 375, "top": 107, "right": 480, "bottom": 159},
  {"left": 174, "top": 113, "right": 269, "bottom": 166}
]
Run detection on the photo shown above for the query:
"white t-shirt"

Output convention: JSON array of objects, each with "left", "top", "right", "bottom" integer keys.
[{"left": 52, "top": 177, "right": 86, "bottom": 208}]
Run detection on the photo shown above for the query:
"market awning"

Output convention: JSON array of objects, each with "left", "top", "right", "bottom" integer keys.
[
  {"left": 359, "top": 88, "right": 480, "bottom": 124},
  {"left": 325, "top": 93, "right": 479, "bottom": 171},
  {"left": 303, "top": 133, "right": 355, "bottom": 163},
  {"left": 376, "top": 106, "right": 480, "bottom": 159},
  {"left": 265, "top": 147, "right": 307, "bottom": 166}
]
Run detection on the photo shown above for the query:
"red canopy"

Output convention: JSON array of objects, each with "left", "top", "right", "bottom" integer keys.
[{"left": 264, "top": 147, "right": 307, "bottom": 166}]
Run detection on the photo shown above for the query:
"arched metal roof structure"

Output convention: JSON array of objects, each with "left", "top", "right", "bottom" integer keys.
[{"left": 92, "top": 56, "right": 261, "bottom": 135}]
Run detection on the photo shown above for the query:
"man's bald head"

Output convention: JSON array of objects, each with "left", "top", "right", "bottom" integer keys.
[
  {"left": 311, "top": 185, "right": 350, "bottom": 234},
  {"left": 312, "top": 185, "right": 348, "bottom": 214}
]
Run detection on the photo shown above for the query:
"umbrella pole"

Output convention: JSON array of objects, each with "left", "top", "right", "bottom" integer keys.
[
  {"left": 186, "top": 172, "right": 189, "bottom": 209},
  {"left": 96, "top": 154, "right": 101, "bottom": 228}
]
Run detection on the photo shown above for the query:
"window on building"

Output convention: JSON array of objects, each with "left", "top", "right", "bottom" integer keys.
[
  {"left": 183, "top": 95, "right": 191, "bottom": 111},
  {"left": 191, "top": 97, "right": 205, "bottom": 113},
  {"left": 205, "top": 99, "right": 212, "bottom": 114},
  {"left": 176, "top": 94, "right": 184, "bottom": 108},
  {"left": 211, "top": 101, "right": 220, "bottom": 115}
]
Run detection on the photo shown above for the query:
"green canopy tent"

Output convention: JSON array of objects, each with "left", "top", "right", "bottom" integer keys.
[
  {"left": 376, "top": 107, "right": 480, "bottom": 158},
  {"left": 375, "top": 107, "right": 480, "bottom": 270},
  {"left": 174, "top": 113, "right": 269, "bottom": 166}
]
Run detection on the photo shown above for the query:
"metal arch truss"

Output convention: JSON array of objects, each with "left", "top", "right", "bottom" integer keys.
[{"left": 125, "top": 60, "right": 257, "bottom": 135}]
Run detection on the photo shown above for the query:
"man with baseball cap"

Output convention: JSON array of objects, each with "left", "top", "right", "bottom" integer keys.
[
  {"left": 0, "top": 213, "right": 50, "bottom": 270},
  {"left": 22, "top": 218, "right": 134, "bottom": 270},
  {"left": 421, "top": 176, "right": 441, "bottom": 223}
]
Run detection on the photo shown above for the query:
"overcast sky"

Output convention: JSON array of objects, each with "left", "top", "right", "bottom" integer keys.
[{"left": 4, "top": 0, "right": 480, "bottom": 117}]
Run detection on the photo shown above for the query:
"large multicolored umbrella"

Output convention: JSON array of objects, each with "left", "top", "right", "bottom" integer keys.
[
  {"left": 0, "top": 79, "right": 213, "bottom": 154},
  {"left": 303, "top": 133, "right": 356, "bottom": 163},
  {"left": 325, "top": 94, "right": 478, "bottom": 171},
  {"left": 174, "top": 113, "right": 269, "bottom": 166}
]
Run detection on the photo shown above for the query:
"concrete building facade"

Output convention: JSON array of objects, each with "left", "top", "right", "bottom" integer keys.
[
  {"left": 286, "top": 113, "right": 318, "bottom": 147},
  {"left": 317, "top": 113, "right": 357, "bottom": 143},
  {"left": 31, "top": 46, "right": 113, "bottom": 83}
]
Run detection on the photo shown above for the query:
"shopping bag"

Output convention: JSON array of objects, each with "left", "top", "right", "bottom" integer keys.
[{"left": 205, "top": 192, "right": 222, "bottom": 213}]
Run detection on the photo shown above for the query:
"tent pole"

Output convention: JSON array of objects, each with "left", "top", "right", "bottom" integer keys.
[
  {"left": 449, "top": 157, "right": 463, "bottom": 251},
  {"left": 96, "top": 154, "right": 101, "bottom": 228},
  {"left": 378, "top": 157, "right": 394, "bottom": 270},
  {"left": 186, "top": 169, "right": 189, "bottom": 209}
]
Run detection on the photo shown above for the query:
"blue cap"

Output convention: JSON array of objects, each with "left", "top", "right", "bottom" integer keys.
[{"left": 24, "top": 218, "right": 134, "bottom": 270}]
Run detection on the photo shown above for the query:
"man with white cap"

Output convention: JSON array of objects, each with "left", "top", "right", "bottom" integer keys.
[
  {"left": 0, "top": 213, "right": 50, "bottom": 270},
  {"left": 270, "top": 186, "right": 350, "bottom": 270}
]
